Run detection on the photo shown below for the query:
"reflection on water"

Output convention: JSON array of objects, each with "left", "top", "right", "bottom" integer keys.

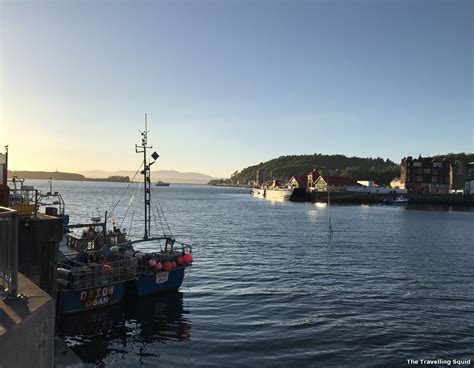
[
  {"left": 406, "top": 203, "right": 474, "bottom": 212},
  {"left": 36, "top": 181, "right": 474, "bottom": 367},
  {"left": 58, "top": 292, "right": 190, "bottom": 365}
]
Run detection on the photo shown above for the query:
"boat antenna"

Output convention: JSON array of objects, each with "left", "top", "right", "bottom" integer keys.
[
  {"left": 135, "top": 114, "right": 160, "bottom": 240},
  {"left": 327, "top": 169, "right": 333, "bottom": 238},
  {"left": 136, "top": 113, "right": 153, "bottom": 240}
]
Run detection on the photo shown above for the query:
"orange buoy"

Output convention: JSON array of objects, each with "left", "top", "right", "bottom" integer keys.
[
  {"left": 183, "top": 253, "right": 193, "bottom": 264},
  {"left": 162, "top": 261, "right": 172, "bottom": 272},
  {"left": 171, "top": 261, "right": 177, "bottom": 269},
  {"left": 176, "top": 257, "right": 184, "bottom": 265}
]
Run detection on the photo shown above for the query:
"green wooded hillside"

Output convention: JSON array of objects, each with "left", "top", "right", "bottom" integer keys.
[{"left": 230, "top": 153, "right": 474, "bottom": 186}]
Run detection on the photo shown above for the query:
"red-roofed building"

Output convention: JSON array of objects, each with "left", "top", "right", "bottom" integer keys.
[{"left": 313, "top": 175, "right": 362, "bottom": 192}]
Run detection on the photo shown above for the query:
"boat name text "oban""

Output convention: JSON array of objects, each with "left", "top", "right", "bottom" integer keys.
[{"left": 80, "top": 286, "right": 115, "bottom": 308}]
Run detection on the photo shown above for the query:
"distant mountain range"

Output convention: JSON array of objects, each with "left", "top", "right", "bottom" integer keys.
[
  {"left": 7, "top": 169, "right": 215, "bottom": 184},
  {"left": 78, "top": 170, "right": 214, "bottom": 184}
]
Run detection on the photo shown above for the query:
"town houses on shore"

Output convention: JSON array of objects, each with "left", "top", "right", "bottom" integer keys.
[{"left": 246, "top": 156, "right": 474, "bottom": 196}]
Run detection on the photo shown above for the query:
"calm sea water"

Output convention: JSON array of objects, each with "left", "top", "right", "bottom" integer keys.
[{"left": 29, "top": 180, "right": 474, "bottom": 367}]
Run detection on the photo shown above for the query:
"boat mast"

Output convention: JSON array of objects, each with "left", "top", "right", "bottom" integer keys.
[{"left": 136, "top": 114, "right": 152, "bottom": 240}]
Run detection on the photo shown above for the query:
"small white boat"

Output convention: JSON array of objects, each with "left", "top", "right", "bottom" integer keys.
[{"left": 250, "top": 187, "right": 265, "bottom": 198}]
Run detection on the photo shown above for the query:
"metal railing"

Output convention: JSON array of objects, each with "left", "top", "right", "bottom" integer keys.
[
  {"left": 0, "top": 207, "right": 18, "bottom": 298},
  {"left": 9, "top": 188, "right": 38, "bottom": 217}
]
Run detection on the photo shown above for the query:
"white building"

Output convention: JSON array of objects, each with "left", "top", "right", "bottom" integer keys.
[{"left": 357, "top": 180, "right": 376, "bottom": 187}]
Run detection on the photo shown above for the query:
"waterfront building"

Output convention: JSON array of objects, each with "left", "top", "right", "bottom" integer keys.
[
  {"left": 450, "top": 161, "right": 470, "bottom": 191},
  {"left": 313, "top": 175, "right": 362, "bottom": 192},
  {"left": 390, "top": 178, "right": 405, "bottom": 189},
  {"left": 464, "top": 162, "right": 474, "bottom": 195},
  {"left": 467, "top": 162, "right": 474, "bottom": 180},
  {"left": 0, "top": 151, "right": 6, "bottom": 185},
  {"left": 288, "top": 175, "right": 307, "bottom": 189},
  {"left": 400, "top": 156, "right": 451, "bottom": 194}
]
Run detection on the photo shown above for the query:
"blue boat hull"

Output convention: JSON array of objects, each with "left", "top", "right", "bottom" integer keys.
[
  {"left": 59, "top": 282, "right": 126, "bottom": 314},
  {"left": 130, "top": 267, "right": 185, "bottom": 297}
]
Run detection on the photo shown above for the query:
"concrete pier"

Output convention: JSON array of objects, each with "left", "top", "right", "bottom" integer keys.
[{"left": 0, "top": 274, "right": 55, "bottom": 368}]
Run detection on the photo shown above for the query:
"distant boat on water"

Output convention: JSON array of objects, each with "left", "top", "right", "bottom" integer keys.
[
  {"left": 155, "top": 181, "right": 170, "bottom": 186},
  {"left": 250, "top": 180, "right": 292, "bottom": 201},
  {"left": 383, "top": 196, "right": 409, "bottom": 205}
]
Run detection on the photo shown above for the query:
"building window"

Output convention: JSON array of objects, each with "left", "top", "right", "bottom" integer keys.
[
  {"left": 433, "top": 162, "right": 442, "bottom": 168},
  {"left": 432, "top": 169, "right": 438, "bottom": 175},
  {"left": 416, "top": 176, "right": 423, "bottom": 182},
  {"left": 432, "top": 177, "right": 438, "bottom": 183},
  {"left": 416, "top": 169, "right": 423, "bottom": 174},
  {"left": 424, "top": 169, "right": 431, "bottom": 174},
  {"left": 413, "top": 162, "right": 422, "bottom": 167}
]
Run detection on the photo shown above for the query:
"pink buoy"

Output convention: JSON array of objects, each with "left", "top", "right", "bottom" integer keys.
[
  {"left": 155, "top": 262, "right": 163, "bottom": 271},
  {"left": 176, "top": 257, "right": 184, "bottom": 265},
  {"left": 102, "top": 264, "right": 113, "bottom": 273},
  {"left": 148, "top": 259, "right": 157, "bottom": 267}
]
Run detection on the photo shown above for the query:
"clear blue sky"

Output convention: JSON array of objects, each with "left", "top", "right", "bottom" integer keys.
[{"left": 1, "top": 0, "right": 472, "bottom": 177}]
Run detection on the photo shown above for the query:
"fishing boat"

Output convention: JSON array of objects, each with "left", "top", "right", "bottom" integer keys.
[
  {"left": 57, "top": 219, "right": 137, "bottom": 314},
  {"left": 110, "top": 116, "right": 193, "bottom": 297},
  {"left": 38, "top": 178, "right": 70, "bottom": 225},
  {"left": 383, "top": 196, "right": 409, "bottom": 205},
  {"left": 265, "top": 188, "right": 292, "bottom": 201},
  {"left": 155, "top": 181, "right": 170, "bottom": 186},
  {"left": 264, "top": 180, "right": 292, "bottom": 201}
]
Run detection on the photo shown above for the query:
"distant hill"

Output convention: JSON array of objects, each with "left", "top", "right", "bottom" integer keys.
[
  {"left": 8, "top": 169, "right": 214, "bottom": 184},
  {"left": 231, "top": 152, "right": 473, "bottom": 186},
  {"left": 231, "top": 154, "right": 399, "bottom": 186},
  {"left": 8, "top": 170, "right": 85, "bottom": 181},
  {"left": 78, "top": 170, "right": 214, "bottom": 184},
  {"left": 431, "top": 153, "right": 474, "bottom": 164}
]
